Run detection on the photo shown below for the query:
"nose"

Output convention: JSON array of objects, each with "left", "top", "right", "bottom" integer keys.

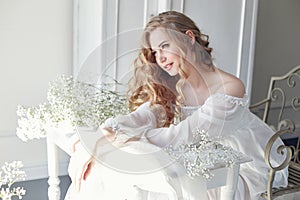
[{"left": 157, "top": 50, "right": 166, "bottom": 64}]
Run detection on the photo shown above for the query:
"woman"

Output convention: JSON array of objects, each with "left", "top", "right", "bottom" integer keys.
[{"left": 67, "top": 11, "right": 288, "bottom": 199}]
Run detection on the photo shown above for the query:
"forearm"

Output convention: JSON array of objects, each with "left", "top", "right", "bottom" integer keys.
[{"left": 145, "top": 120, "right": 194, "bottom": 148}]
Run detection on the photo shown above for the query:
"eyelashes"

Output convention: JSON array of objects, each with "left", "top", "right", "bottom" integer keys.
[
  {"left": 161, "top": 43, "right": 169, "bottom": 49},
  {"left": 151, "top": 43, "right": 170, "bottom": 57}
]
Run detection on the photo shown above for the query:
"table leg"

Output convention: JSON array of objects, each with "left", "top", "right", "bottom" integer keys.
[
  {"left": 47, "top": 137, "right": 61, "bottom": 200},
  {"left": 220, "top": 165, "right": 240, "bottom": 200}
]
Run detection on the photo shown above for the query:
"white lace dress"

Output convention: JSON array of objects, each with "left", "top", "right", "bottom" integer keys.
[{"left": 66, "top": 93, "right": 288, "bottom": 200}]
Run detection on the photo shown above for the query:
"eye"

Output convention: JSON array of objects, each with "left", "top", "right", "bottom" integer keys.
[{"left": 161, "top": 43, "right": 169, "bottom": 49}]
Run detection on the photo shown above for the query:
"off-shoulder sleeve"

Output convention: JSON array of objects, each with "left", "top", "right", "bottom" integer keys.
[
  {"left": 105, "top": 94, "right": 249, "bottom": 148},
  {"left": 103, "top": 102, "right": 168, "bottom": 141},
  {"left": 145, "top": 94, "right": 249, "bottom": 148}
]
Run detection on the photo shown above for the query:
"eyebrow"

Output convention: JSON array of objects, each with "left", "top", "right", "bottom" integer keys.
[
  {"left": 151, "top": 40, "right": 167, "bottom": 51},
  {"left": 158, "top": 40, "right": 167, "bottom": 48}
]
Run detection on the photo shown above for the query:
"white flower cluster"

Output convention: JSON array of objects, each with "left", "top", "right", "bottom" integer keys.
[
  {"left": 165, "top": 128, "right": 244, "bottom": 179},
  {"left": 0, "top": 161, "right": 26, "bottom": 200},
  {"left": 16, "top": 75, "right": 129, "bottom": 142}
]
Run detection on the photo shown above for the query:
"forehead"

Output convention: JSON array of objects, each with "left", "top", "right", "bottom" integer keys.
[{"left": 149, "top": 28, "right": 169, "bottom": 48}]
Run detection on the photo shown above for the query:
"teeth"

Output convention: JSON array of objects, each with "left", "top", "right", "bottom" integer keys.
[{"left": 165, "top": 64, "right": 171, "bottom": 69}]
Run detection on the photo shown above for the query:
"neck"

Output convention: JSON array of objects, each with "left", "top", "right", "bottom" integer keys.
[
  {"left": 185, "top": 63, "right": 214, "bottom": 90},
  {"left": 179, "top": 63, "right": 215, "bottom": 106}
]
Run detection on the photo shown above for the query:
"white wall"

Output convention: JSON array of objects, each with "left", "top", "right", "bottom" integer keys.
[
  {"left": 75, "top": 0, "right": 257, "bottom": 96},
  {"left": 0, "top": 0, "right": 268, "bottom": 181},
  {"left": 179, "top": 0, "right": 257, "bottom": 96},
  {"left": 0, "top": 0, "right": 73, "bottom": 179}
]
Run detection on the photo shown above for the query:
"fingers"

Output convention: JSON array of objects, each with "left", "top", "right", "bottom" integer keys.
[
  {"left": 83, "top": 161, "right": 94, "bottom": 180},
  {"left": 72, "top": 139, "right": 80, "bottom": 153},
  {"left": 68, "top": 134, "right": 80, "bottom": 154},
  {"left": 68, "top": 128, "right": 115, "bottom": 192},
  {"left": 74, "top": 159, "right": 89, "bottom": 192},
  {"left": 102, "top": 127, "right": 116, "bottom": 142}
]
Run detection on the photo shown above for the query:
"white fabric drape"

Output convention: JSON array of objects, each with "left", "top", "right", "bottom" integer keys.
[{"left": 66, "top": 93, "right": 288, "bottom": 200}]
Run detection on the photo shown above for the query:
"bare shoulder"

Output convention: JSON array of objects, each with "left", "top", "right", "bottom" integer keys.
[
  {"left": 223, "top": 77, "right": 245, "bottom": 98},
  {"left": 214, "top": 69, "right": 246, "bottom": 98}
]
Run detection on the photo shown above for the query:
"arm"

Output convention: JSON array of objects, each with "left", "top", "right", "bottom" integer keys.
[
  {"left": 104, "top": 102, "right": 166, "bottom": 140},
  {"left": 68, "top": 127, "right": 114, "bottom": 192},
  {"left": 112, "top": 94, "right": 245, "bottom": 148},
  {"left": 69, "top": 94, "right": 246, "bottom": 191},
  {"left": 98, "top": 93, "right": 244, "bottom": 147},
  {"left": 68, "top": 102, "right": 163, "bottom": 191},
  {"left": 145, "top": 94, "right": 248, "bottom": 148},
  {"left": 68, "top": 102, "right": 160, "bottom": 153}
]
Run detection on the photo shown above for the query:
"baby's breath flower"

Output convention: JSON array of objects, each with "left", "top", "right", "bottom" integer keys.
[
  {"left": 0, "top": 161, "right": 26, "bottom": 200},
  {"left": 16, "top": 75, "right": 129, "bottom": 141},
  {"left": 164, "top": 129, "right": 244, "bottom": 179}
]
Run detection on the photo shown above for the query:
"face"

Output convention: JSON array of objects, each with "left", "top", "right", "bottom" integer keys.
[{"left": 149, "top": 28, "right": 181, "bottom": 76}]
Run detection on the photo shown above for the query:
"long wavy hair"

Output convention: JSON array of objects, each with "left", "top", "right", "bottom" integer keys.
[{"left": 127, "top": 11, "right": 213, "bottom": 127}]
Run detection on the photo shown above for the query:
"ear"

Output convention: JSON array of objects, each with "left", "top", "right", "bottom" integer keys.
[{"left": 185, "top": 30, "right": 195, "bottom": 45}]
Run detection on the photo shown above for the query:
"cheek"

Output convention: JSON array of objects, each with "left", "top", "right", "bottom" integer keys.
[
  {"left": 174, "top": 66, "right": 180, "bottom": 74},
  {"left": 170, "top": 53, "right": 181, "bottom": 63},
  {"left": 169, "top": 46, "right": 181, "bottom": 56},
  {"left": 169, "top": 49, "right": 181, "bottom": 59}
]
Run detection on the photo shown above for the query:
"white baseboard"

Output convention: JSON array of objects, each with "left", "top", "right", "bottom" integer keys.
[
  {"left": 0, "top": 132, "right": 70, "bottom": 181},
  {"left": 23, "top": 160, "right": 69, "bottom": 181}
]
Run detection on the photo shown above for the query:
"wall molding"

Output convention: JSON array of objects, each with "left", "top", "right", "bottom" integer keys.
[
  {"left": 23, "top": 160, "right": 69, "bottom": 181},
  {"left": 239, "top": 0, "right": 259, "bottom": 98},
  {"left": 0, "top": 133, "right": 69, "bottom": 181}
]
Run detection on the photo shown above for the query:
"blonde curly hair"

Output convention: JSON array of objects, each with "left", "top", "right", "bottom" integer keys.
[{"left": 127, "top": 11, "right": 213, "bottom": 127}]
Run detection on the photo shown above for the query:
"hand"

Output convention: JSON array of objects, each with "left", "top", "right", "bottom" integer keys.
[
  {"left": 101, "top": 127, "right": 116, "bottom": 142},
  {"left": 68, "top": 141, "right": 93, "bottom": 192},
  {"left": 67, "top": 127, "right": 116, "bottom": 192},
  {"left": 70, "top": 137, "right": 80, "bottom": 154}
]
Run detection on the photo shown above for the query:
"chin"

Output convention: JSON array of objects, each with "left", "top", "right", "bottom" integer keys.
[{"left": 168, "top": 71, "right": 179, "bottom": 76}]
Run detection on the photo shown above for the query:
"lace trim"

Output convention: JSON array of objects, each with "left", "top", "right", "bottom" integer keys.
[
  {"left": 180, "top": 106, "right": 201, "bottom": 120},
  {"left": 164, "top": 128, "right": 245, "bottom": 179},
  {"left": 208, "top": 93, "right": 249, "bottom": 107}
]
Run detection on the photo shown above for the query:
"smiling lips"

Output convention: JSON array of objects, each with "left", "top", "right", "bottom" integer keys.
[{"left": 164, "top": 63, "right": 173, "bottom": 71}]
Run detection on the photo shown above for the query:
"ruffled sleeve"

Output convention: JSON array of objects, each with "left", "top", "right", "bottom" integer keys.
[
  {"left": 104, "top": 93, "right": 249, "bottom": 148},
  {"left": 145, "top": 93, "right": 249, "bottom": 147},
  {"left": 103, "top": 102, "right": 168, "bottom": 142}
]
